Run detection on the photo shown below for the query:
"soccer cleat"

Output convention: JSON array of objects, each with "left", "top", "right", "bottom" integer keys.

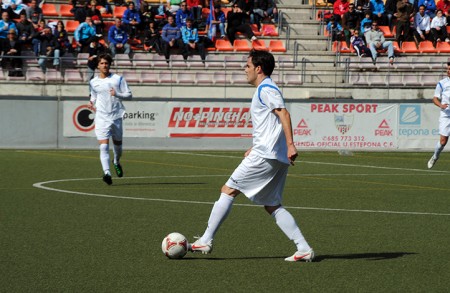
[
  {"left": 113, "top": 161, "right": 123, "bottom": 177},
  {"left": 102, "top": 173, "right": 112, "bottom": 185},
  {"left": 189, "top": 238, "right": 213, "bottom": 254},
  {"left": 284, "top": 248, "right": 315, "bottom": 262},
  {"left": 427, "top": 156, "right": 438, "bottom": 169}
]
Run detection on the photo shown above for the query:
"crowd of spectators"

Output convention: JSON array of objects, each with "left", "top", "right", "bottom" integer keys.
[
  {"left": 0, "top": 0, "right": 278, "bottom": 77},
  {"left": 326, "top": 0, "right": 450, "bottom": 64}
]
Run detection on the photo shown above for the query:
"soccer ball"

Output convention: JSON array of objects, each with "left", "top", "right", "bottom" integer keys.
[{"left": 161, "top": 232, "right": 189, "bottom": 259}]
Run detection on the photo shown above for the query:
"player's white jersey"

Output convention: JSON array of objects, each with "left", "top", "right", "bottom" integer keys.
[
  {"left": 90, "top": 73, "right": 132, "bottom": 121},
  {"left": 250, "top": 76, "right": 289, "bottom": 165},
  {"left": 434, "top": 77, "right": 450, "bottom": 117}
]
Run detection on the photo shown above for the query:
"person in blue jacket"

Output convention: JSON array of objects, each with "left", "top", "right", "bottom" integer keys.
[
  {"left": 370, "top": 0, "right": 387, "bottom": 25},
  {"left": 122, "top": 1, "right": 141, "bottom": 39},
  {"left": 175, "top": 1, "right": 192, "bottom": 28},
  {"left": 108, "top": 17, "right": 131, "bottom": 57}
]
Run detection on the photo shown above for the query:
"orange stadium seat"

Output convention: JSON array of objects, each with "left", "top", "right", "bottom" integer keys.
[
  {"left": 233, "top": 39, "right": 252, "bottom": 52},
  {"left": 401, "top": 41, "right": 420, "bottom": 53},
  {"left": 437, "top": 41, "right": 450, "bottom": 53},
  {"left": 66, "top": 20, "right": 80, "bottom": 33},
  {"left": 268, "top": 40, "right": 287, "bottom": 52},
  {"left": 262, "top": 24, "right": 278, "bottom": 36},
  {"left": 215, "top": 39, "right": 233, "bottom": 51},
  {"left": 419, "top": 41, "right": 437, "bottom": 53},
  {"left": 42, "top": 4, "right": 59, "bottom": 17},
  {"left": 114, "top": 6, "right": 127, "bottom": 18},
  {"left": 378, "top": 26, "right": 393, "bottom": 38},
  {"left": 252, "top": 39, "right": 268, "bottom": 51},
  {"left": 251, "top": 24, "right": 262, "bottom": 36},
  {"left": 97, "top": 6, "right": 113, "bottom": 18},
  {"left": 59, "top": 4, "right": 73, "bottom": 17}
]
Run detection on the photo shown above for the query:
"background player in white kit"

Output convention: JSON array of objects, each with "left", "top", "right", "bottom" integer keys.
[
  {"left": 189, "top": 50, "right": 314, "bottom": 262},
  {"left": 428, "top": 62, "right": 450, "bottom": 169},
  {"left": 88, "top": 54, "right": 132, "bottom": 185}
]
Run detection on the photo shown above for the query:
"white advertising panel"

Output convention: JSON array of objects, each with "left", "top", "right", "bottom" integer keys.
[{"left": 290, "top": 103, "right": 398, "bottom": 150}]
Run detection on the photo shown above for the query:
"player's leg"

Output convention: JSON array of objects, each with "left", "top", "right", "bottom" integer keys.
[
  {"left": 191, "top": 186, "right": 239, "bottom": 254},
  {"left": 96, "top": 119, "right": 113, "bottom": 184},
  {"left": 428, "top": 118, "right": 450, "bottom": 169},
  {"left": 111, "top": 119, "right": 124, "bottom": 177}
]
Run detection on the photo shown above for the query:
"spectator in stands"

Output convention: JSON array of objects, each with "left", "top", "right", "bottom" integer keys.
[
  {"left": 86, "top": 36, "right": 107, "bottom": 81},
  {"left": 431, "top": 9, "right": 449, "bottom": 45},
  {"left": 187, "top": 0, "right": 203, "bottom": 22},
  {"left": 351, "top": 28, "right": 371, "bottom": 57},
  {"left": 342, "top": 3, "right": 359, "bottom": 47},
  {"left": 140, "top": 1, "right": 156, "bottom": 31},
  {"left": 122, "top": 1, "right": 141, "bottom": 40},
  {"left": 71, "top": 0, "right": 89, "bottom": 23},
  {"left": 396, "top": 0, "right": 414, "bottom": 48},
  {"left": 74, "top": 16, "right": 97, "bottom": 52},
  {"left": 365, "top": 21, "right": 395, "bottom": 64},
  {"left": 16, "top": 10, "right": 34, "bottom": 45},
  {"left": 234, "top": 0, "right": 254, "bottom": 15},
  {"left": 327, "top": 16, "right": 344, "bottom": 42},
  {"left": 0, "top": 28, "right": 24, "bottom": 76},
  {"left": 205, "top": 4, "right": 226, "bottom": 40},
  {"left": 30, "top": 18, "right": 44, "bottom": 55},
  {"left": 25, "top": 0, "right": 41, "bottom": 29},
  {"left": 226, "top": 3, "right": 257, "bottom": 45},
  {"left": 414, "top": 5, "right": 432, "bottom": 46},
  {"left": 175, "top": 1, "right": 192, "bottom": 28},
  {"left": 37, "top": 26, "right": 60, "bottom": 73},
  {"left": 355, "top": 0, "right": 371, "bottom": 18},
  {"left": 161, "top": 14, "right": 184, "bottom": 62},
  {"left": 437, "top": 0, "right": 450, "bottom": 15},
  {"left": 385, "top": 0, "right": 397, "bottom": 30},
  {"left": 360, "top": 10, "right": 372, "bottom": 35},
  {"left": 181, "top": 17, "right": 204, "bottom": 61},
  {"left": 86, "top": 0, "right": 104, "bottom": 35},
  {"left": 167, "top": 0, "right": 182, "bottom": 16},
  {"left": 418, "top": 0, "right": 437, "bottom": 17},
  {"left": 333, "top": 0, "right": 349, "bottom": 23},
  {"left": 252, "top": 0, "right": 278, "bottom": 29},
  {"left": 2, "top": 0, "right": 26, "bottom": 20},
  {"left": 108, "top": 17, "right": 131, "bottom": 57},
  {"left": 0, "top": 11, "right": 17, "bottom": 39},
  {"left": 90, "top": 15, "right": 103, "bottom": 36},
  {"left": 370, "top": 0, "right": 387, "bottom": 25},
  {"left": 54, "top": 20, "right": 72, "bottom": 54},
  {"left": 143, "top": 20, "right": 161, "bottom": 53}
]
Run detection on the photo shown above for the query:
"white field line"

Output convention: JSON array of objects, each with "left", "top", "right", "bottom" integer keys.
[{"left": 33, "top": 176, "right": 450, "bottom": 217}]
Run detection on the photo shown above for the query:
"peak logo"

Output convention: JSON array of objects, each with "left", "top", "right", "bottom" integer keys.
[
  {"left": 168, "top": 107, "right": 252, "bottom": 128},
  {"left": 375, "top": 119, "right": 392, "bottom": 136},
  {"left": 294, "top": 119, "right": 312, "bottom": 135},
  {"left": 399, "top": 105, "right": 421, "bottom": 125}
]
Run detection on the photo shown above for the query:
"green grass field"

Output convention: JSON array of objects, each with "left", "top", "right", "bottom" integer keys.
[{"left": 1, "top": 149, "right": 450, "bottom": 292}]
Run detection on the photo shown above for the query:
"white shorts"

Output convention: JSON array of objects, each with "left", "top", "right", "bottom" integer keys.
[
  {"left": 95, "top": 117, "right": 123, "bottom": 141},
  {"left": 225, "top": 151, "right": 289, "bottom": 206},
  {"left": 439, "top": 115, "right": 450, "bottom": 136}
]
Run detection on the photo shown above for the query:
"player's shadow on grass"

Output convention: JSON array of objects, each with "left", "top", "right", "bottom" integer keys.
[
  {"left": 116, "top": 182, "right": 208, "bottom": 186},
  {"left": 181, "top": 252, "right": 416, "bottom": 261},
  {"left": 313, "top": 252, "right": 417, "bottom": 262}
]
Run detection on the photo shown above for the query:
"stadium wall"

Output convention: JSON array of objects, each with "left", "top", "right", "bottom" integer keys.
[{"left": 0, "top": 96, "right": 439, "bottom": 151}]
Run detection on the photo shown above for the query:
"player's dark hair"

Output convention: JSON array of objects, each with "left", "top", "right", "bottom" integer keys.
[
  {"left": 97, "top": 53, "right": 113, "bottom": 66},
  {"left": 248, "top": 49, "right": 275, "bottom": 76}
]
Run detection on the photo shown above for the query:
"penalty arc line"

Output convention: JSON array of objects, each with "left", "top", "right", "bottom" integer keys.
[{"left": 32, "top": 176, "right": 450, "bottom": 217}]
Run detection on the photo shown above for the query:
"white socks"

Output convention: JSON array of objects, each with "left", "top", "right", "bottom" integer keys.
[
  {"left": 99, "top": 143, "right": 110, "bottom": 175},
  {"left": 113, "top": 143, "right": 122, "bottom": 164},
  {"left": 200, "top": 193, "right": 234, "bottom": 243},
  {"left": 272, "top": 206, "right": 311, "bottom": 252},
  {"left": 434, "top": 141, "right": 444, "bottom": 159}
]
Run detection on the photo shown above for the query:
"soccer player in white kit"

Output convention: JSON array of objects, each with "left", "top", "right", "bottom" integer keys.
[
  {"left": 88, "top": 54, "right": 132, "bottom": 185},
  {"left": 428, "top": 62, "right": 450, "bottom": 169},
  {"left": 189, "top": 50, "right": 314, "bottom": 262}
]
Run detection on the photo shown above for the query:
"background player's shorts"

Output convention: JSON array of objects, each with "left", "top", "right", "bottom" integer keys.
[
  {"left": 225, "top": 151, "right": 289, "bottom": 206},
  {"left": 95, "top": 118, "right": 123, "bottom": 141},
  {"left": 439, "top": 115, "right": 450, "bottom": 136}
]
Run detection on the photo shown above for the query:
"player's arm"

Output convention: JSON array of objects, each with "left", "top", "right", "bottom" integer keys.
[
  {"left": 111, "top": 77, "right": 132, "bottom": 100},
  {"left": 274, "top": 108, "right": 298, "bottom": 165},
  {"left": 432, "top": 96, "right": 448, "bottom": 109},
  {"left": 88, "top": 81, "right": 97, "bottom": 109}
]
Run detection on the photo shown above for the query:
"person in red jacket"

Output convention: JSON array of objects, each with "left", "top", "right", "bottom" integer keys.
[{"left": 333, "top": 0, "right": 350, "bottom": 23}]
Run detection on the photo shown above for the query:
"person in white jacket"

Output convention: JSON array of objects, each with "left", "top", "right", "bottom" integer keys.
[{"left": 431, "top": 9, "right": 449, "bottom": 46}]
